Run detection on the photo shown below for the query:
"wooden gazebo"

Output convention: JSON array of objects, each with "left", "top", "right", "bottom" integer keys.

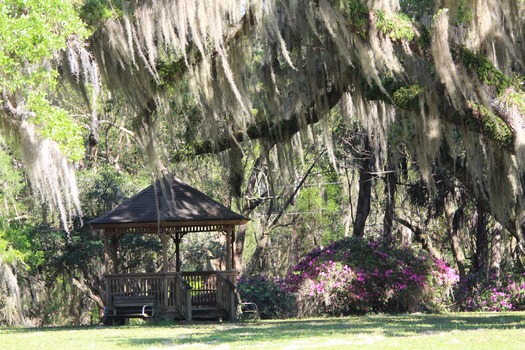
[{"left": 90, "top": 175, "right": 248, "bottom": 323}]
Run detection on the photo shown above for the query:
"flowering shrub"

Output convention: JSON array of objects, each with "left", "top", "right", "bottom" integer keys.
[
  {"left": 433, "top": 257, "right": 461, "bottom": 287},
  {"left": 284, "top": 237, "right": 460, "bottom": 316},
  {"left": 301, "top": 261, "right": 362, "bottom": 315},
  {"left": 431, "top": 257, "right": 461, "bottom": 308},
  {"left": 458, "top": 272, "right": 525, "bottom": 312},
  {"left": 237, "top": 275, "right": 297, "bottom": 319}
]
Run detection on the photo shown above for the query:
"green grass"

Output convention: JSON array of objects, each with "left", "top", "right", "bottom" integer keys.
[{"left": 1, "top": 312, "right": 525, "bottom": 349}]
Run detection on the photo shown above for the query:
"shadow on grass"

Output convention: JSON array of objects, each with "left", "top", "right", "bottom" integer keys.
[
  {"left": 2, "top": 312, "right": 525, "bottom": 348},
  {"left": 122, "top": 313, "right": 525, "bottom": 347}
]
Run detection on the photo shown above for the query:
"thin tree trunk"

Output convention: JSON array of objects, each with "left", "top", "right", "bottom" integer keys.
[
  {"left": 343, "top": 163, "right": 355, "bottom": 236},
  {"left": 353, "top": 139, "right": 373, "bottom": 237},
  {"left": 396, "top": 217, "right": 440, "bottom": 258},
  {"left": 86, "top": 111, "right": 99, "bottom": 169},
  {"left": 444, "top": 195, "right": 467, "bottom": 282},
  {"left": 69, "top": 274, "right": 81, "bottom": 325},
  {"left": 383, "top": 160, "right": 397, "bottom": 239},
  {"left": 288, "top": 222, "right": 300, "bottom": 271}
]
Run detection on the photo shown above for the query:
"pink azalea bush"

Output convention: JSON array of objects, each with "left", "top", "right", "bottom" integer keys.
[
  {"left": 459, "top": 272, "right": 525, "bottom": 312},
  {"left": 284, "top": 237, "right": 460, "bottom": 316}
]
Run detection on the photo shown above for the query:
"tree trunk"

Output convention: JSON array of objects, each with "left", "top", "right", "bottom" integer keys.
[
  {"left": 396, "top": 217, "right": 440, "bottom": 258},
  {"left": 490, "top": 222, "right": 502, "bottom": 282},
  {"left": 234, "top": 156, "right": 267, "bottom": 273},
  {"left": 472, "top": 203, "right": 489, "bottom": 273},
  {"left": 234, "top": 224, "right": 247, "bottom": 273},
  {"left": 444, "top": 195, "right": 467, "bottom": 282},
  {"left": 69, "top": 274, "right": 81, "bottom": 325},
  {"left": 383, "top": 159, "right": 397, "bottom": 239},
  {"left": 343, "top": 164, "right": 355, "bottom": 236},
  {"left": 244, "top": 231, "right": 270, "bottom": 276},
  {"left": 353, "top": 139, "right": 374, "bottom": 237},
  {"left": 288, "top": 222, "right": 301, "bottom": 271}
]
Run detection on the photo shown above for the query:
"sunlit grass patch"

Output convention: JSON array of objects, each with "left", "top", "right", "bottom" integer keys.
[{"left": 1, "top": 312, "right": 525, "bottom": 349}]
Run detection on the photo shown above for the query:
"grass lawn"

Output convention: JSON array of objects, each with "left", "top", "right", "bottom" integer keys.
[{"left": 1, "top": 312, "right": 525, "bottom": 349}]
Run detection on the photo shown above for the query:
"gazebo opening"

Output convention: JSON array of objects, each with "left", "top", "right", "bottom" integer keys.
[{"left": 89, "top": 175, "right": 248, "bottom": 323}]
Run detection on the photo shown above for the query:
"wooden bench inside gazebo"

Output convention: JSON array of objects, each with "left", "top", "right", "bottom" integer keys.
[{"left": 89, "top": 175, "right": 248, "bottom": 324}]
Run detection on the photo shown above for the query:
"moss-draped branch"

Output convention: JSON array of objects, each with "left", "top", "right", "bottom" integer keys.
[
  {"left": 85, "top": 1, "right": 523, "bottom": 162},
  {"left": 159, "top": 1, "right": 522, "bottom": 159}
]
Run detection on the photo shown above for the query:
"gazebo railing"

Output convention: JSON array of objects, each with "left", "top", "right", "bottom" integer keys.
[
  {"left": 105, "top": 271, "right": 237, "bottom": 319},
  {"left": 174, "top": 274, "right": 192, "bottom": 320},
  {"left": 216, "top": 271, "right": 238, "bottom": 321},
  {"left": 183, "top": 271, "right": 217, "bottom": 305},
  {"left": 106, "top": 273, "right": 168, "bottom": 307},
  {"left": 179, "top": 271, "right": 237, "bottom": 306}
]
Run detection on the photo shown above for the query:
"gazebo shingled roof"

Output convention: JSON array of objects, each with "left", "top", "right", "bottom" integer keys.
[
  {"left": 91, "top": 175, "right": 247, "bottom": 279},
  {"left": 90, "top": 175, "right": 248, "bottom": 229}
]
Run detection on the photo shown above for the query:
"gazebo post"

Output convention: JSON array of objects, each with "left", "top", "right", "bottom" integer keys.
[
  {"left": 161, "top": 232, "right": 168, "bottom": 273},
  {"left": 161, "top": 231, "right": 169, "bottom": 309},
  {"left": 175, "top": 233, "right": 181, "bottom": 273},
  {"left": 231, "top": 227, "right": 236, "bottom": 271},
  {"left": 111, "top": 235, "right": 118, "bottom": 274},
  {"left": 103, "top": 230, "right": 111, "bottom": 307},
  {"left": 226, "top": 228, "right": 232, "bottom": 270},
  {"left": 103, "top": 230, "right": 109, "bottom": 274}
]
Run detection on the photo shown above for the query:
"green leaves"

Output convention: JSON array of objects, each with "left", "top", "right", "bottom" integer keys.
[
  {"left": 79, "top": 0, "right": 123, "bottom": 28},
  {"left": 457, "top": 48, "right": 513, "bottom": 92},
  {"left": 0, "top": 0, "right": 87, "bottom": 161},
  {"left": 375, "top": 10, "right": 416, "bottom": 41},
  {"left": 0, "top": 220, "right": 44, "bottom": 270},
  {"left": 0, "top": 0, "right": 85, "bottom": 91},
  {"left": 393, "top": 84, "right": 422, "bottom": 109},
  {"left": 0, "top": 146, "right": 23, "bottom": 207},
  {"left": 28, "top": 90, "right": 84, "bottom": 161}
]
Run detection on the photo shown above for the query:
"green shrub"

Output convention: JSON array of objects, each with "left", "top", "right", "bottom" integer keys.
[{"left": 237, "top": 275, "right": 297, "bottom": 319}]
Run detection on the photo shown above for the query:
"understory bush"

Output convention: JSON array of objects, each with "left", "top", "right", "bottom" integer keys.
[
  {"left": 457, "top": 271, "right": 525, "bottom": 312},
  {"left": 283, "top": 236, "right": 459, "bottom": 316},
  {"left": 237, "top": 275, "right": 297, "bottom": 319}
]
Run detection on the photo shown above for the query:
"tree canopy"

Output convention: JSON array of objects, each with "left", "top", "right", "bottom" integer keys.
[
  {"left": 0, "top": 0, "right": 522, "bottom": 230},
  {"left": 72, "top": 0, "right": 525, "bottom": 238}
]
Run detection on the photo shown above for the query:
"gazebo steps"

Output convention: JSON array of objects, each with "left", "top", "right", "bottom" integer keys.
[
  {"left": 192, "top": 306, "right": 227, "bottom": 320},
  {"left": 154, "top": 310, "right": 185, "bottom": 322},
  {"left": 156, "top": 306, "right": 228, "bottom": 321},
  {"left": 105, "top": 307, "right": 231, "bottom": 324}
]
